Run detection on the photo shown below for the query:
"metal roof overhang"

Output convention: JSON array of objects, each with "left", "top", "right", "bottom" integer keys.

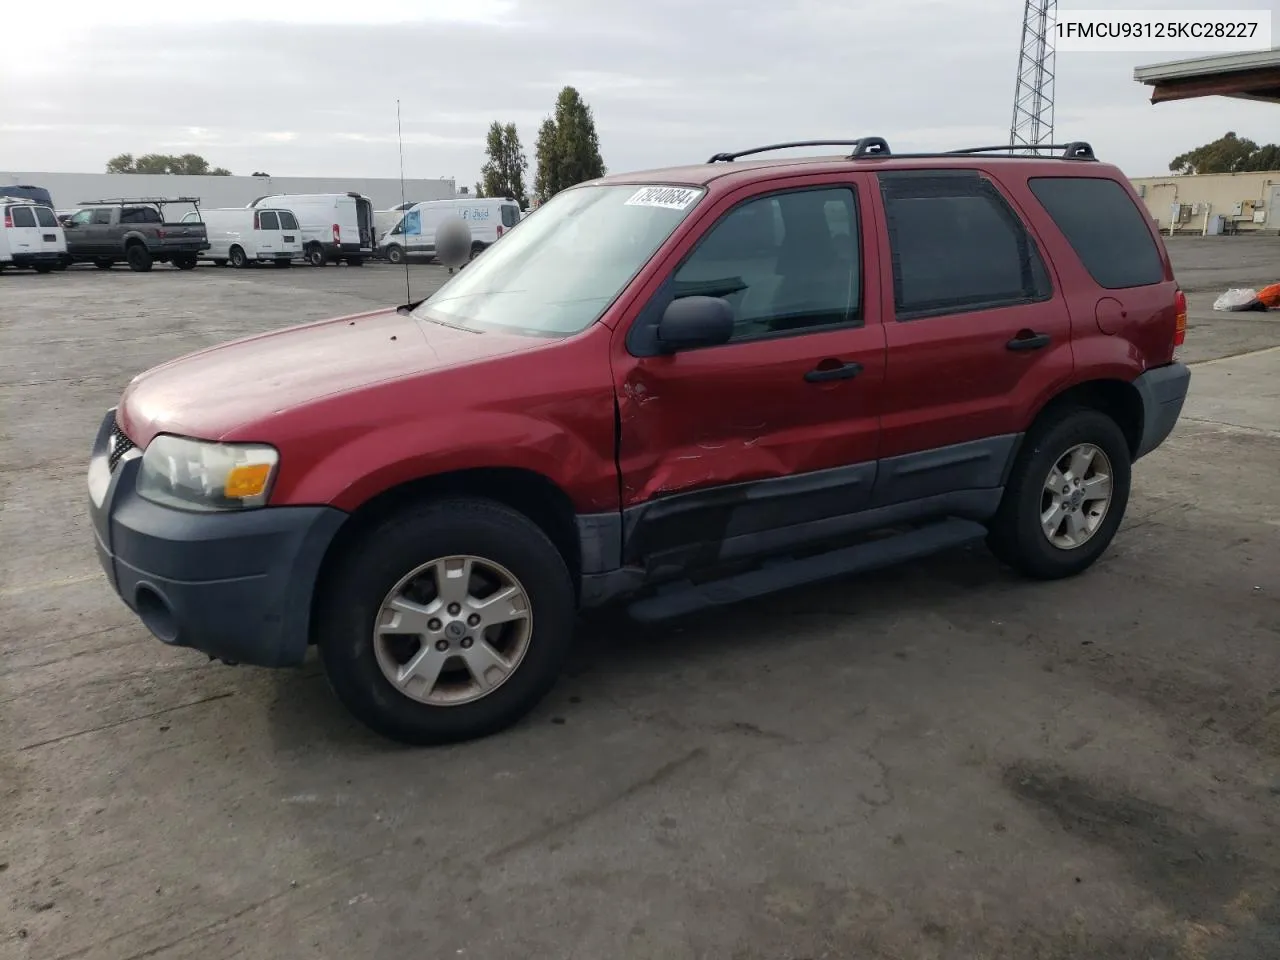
[{"left": 1134, "top": 49, "right": 1280, "bottom": 104}]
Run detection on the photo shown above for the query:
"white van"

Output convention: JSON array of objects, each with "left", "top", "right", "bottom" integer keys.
[
  {"left": 378, "top": 197, "right": 522, "bottom": 264},
  {"left": 0, "top": 199, "right": 67, "bottom": 273},
  {"left": 181, "top": 207, "right": 302, "bottom": 267},
  {"left": 248, "top": 192, "right": 375, "bottom": 267}
]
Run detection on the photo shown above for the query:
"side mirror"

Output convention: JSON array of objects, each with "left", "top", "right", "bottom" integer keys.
[{"left": 656, "top": 296, "right": 734, "bottom": 352}]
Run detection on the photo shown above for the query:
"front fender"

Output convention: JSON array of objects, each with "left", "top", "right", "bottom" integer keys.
[{"left": 274, "top": 408, "right": 619, "bottom": 514}]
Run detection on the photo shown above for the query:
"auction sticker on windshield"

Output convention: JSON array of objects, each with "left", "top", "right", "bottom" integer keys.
[{"left": 624, "top": 186, "right": 701, "bottom": 210}]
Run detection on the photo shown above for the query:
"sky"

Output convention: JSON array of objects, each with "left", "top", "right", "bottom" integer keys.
[{"left": 2, "top": 0, "right": 1278, "bottom": 185}]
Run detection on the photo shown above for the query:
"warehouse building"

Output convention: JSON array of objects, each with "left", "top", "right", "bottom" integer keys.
[
  {"left": 0, "top": 171, "right": 457, "bottom": 212},
  {"left": 1132, "top": 49, "right": 1280, "bottom": 235}
]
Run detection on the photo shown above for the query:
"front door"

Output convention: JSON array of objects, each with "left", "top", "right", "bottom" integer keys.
[
  {"left": 614, "top": 178, "right": 886, "bottom": 574},
  {"left": 868, "top": 168, "right": 1074, "bottom": 506}
]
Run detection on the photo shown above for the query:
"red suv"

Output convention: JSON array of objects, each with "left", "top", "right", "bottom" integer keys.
[{"left": 87, "top": 138, "right": 1190, "bottom": 744}]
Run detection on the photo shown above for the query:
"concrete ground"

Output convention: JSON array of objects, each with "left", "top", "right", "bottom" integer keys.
[{"left": 1, "top": 239, "right": 1278, "bottom": 960}]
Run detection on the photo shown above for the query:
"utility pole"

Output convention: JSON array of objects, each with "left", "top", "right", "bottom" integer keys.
[{"left": 1009, "top": 0, "right": 1058, "bottom": 150}]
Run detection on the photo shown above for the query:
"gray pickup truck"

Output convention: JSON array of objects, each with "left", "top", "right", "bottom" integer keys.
[{"left": 63, "top": 198, "right": 209, "bottom": 272}]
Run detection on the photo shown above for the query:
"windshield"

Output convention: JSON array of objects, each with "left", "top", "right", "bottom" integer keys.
[{"left": 412, "top": 183, "right": 705, "bottom": 336}]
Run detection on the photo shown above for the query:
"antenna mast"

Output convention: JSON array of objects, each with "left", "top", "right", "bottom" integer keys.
[
  {"left": 396, "top": 99, "right": 411, "bottom": 306},
  {"left": 1009, "top": 0, "right": 1058, "bottom": 151}
]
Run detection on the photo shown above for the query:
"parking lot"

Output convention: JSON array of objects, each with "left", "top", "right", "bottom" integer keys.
[{"left": 2, "top": 239, "right": 1279, "bottom": 959}]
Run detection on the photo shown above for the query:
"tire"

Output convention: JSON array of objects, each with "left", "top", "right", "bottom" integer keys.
[
  {"left": 316, "top": 498, "right": 576, "bottom": 745},
  {"left": 229, "top": 246, "right": 247, "bottom": 269},
  {"left": 126, "top": 245, "right": 153, "bottom": 272},
  {"left": 469, "top": 242, "right": 485, "bottom": 261},
  {"left": 986, "top": 407, "right": 1132, "bottom": 581},
  {"left": 306, "top": 245, "right": 326, "bottom": 267},
  {"left": 94, "top": 259, "right": 114, "bottom": 270},
  {"left": 173, "top": 254, "right": 197, "bottom": 270},
  {"left": 385, "top": 244, "right": 404, "bottom": 265}
]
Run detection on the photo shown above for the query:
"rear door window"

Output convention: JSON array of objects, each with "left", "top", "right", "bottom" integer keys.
[
  {"left": 258, "top": 211, "right": 280, "bottom": 230},
  {"left": 1029, "top": 177, "right": 1164, "bottom": 289},
  {"left": 121, "top": 206, "right": 161, "bottom": 224},
  {"left": 879, "top": 171, "right": 1051, "bottom": 320},
  {"left": 278, "top": 211, "right": 299, "bottom": 230},
  {"left": 34, "top": 206, "right": 57, "bottom": 227},
  {"left": 9, "top": 206, "right": 36, "bottom": 227}
]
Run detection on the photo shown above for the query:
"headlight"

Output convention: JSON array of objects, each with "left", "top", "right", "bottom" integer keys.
[{"left": 137, "top": 434, "right": 279, "bottom": 511}]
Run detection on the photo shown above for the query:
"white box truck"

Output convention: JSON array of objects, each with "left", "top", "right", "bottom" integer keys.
[
  {"left": 181, "top": 207, "right": 303, "bottom": 267},
  {"left": 377, "top": 197, "right": 521, "bottom": 264},
  {"left": 248, "top": 192, "right": 375, "bottom": 267}
]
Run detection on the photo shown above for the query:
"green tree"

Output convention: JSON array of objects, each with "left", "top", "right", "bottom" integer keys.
[
  {"left": 533, "top": 118, "right": 558, "bottom": 204},
  {"left": 478, "top": 121, "right": 528, "bottom": 205},
  {"left": 104, "top": 152, "right": 233, "bottom": 175},
  {"left": 532, "top": 86, "right": 606, "bottom": 203},
  {"left": 1170, "top": 132, "right": 1280, "bottom": 174}
]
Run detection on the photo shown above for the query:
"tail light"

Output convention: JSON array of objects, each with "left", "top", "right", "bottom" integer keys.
[
  {"left": 156, "top": 229, "right": 166, "bottom": 239},
  {"left": 253, "top": 212, "right": 260, "bottom": 229},
  {"left": 496, "top": 224, "right": 505, "bottom": 238},
  {"left": 1174, "top": 289, "right": 1187, "bottom": 347},
  {"left": 332, "top": 224, "right": 340, "bottom": 244},
  {"left": 3, "top": 212, "right": 11, "bottom": 228}
]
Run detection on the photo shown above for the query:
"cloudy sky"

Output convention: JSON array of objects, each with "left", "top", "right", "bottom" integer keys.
[{"left": 2, "top": 0, "right": 1278, "bottom": 185}]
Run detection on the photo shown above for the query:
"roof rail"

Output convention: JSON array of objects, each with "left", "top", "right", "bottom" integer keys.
[
  {"left": 707, "top": 137, "right": 890, "bottom": 163},
  {"left": 944, "top": 142, "right": 1096, "bottom": 160},
  {"left": 77, "top": 196, "right": 203, "bottom": 205}
]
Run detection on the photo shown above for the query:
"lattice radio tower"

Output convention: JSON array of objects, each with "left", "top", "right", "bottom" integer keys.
[{"left": 1009, "top": 0, "right": 1058, "bottom": 150}]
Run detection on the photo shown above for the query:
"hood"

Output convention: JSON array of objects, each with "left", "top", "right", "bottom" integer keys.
[{"left": 117, "top": 307, "right": 532, "bottom": 444}]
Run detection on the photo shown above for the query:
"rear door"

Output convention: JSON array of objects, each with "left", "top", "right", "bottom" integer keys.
[
  {"left": 869, "top": 168, "right": 1073, "bottom": 506},
  {"left": 277, "top": 209, "right": 301, "bottom": 255},
  {"left": 614, "top": 175, "right": 887, "bottom": 571},
  {"left": 5, "top": 204, "right": 41, "bottom": 258},
  {"left": 32, "top": 205, "right": 65, "bottom": 255},
  {"left": 354, "top": 196, "right": 374, "bottom": 251},
  {"left": 498, "top": 202, "right": 520, "bottom": 240},
  {"left": 256, "top": 210, "right": 280, "bottom": 256}
]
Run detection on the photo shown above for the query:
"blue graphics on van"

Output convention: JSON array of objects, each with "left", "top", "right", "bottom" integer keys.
[
  {"left": 460, "top": 207, "right": 490, "bottom": 221},
  {"left": 404, "top": 209, "right": 421, "bottom": 236}
]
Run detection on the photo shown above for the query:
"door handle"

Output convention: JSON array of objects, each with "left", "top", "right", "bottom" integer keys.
[
  {"left": 804, "top": 360, "right": 863, "bottom": 383},
  {"left": 1006, "top": 330, "right": 1051, "bottom": 351}
]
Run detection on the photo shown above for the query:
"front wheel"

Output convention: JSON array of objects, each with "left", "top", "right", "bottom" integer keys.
[
  {"left": 986, "top": 408, "right": 1132, "bottom": 580},
  {"left": 385, "top": 244, "right": 404, "bottom": 265},
  {"left": 316, "top": 498, "right": 577, "bottom": 745}
]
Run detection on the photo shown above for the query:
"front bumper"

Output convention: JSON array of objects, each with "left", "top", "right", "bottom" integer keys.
[
  {"left": 1133, "top": 361, "right": 1191, "bottom": 459},
  {"left": 87, "top": 410, "right": 346, "bottom": 667}
]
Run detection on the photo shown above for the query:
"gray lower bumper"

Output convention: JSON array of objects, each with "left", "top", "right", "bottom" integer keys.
[{"left": 1133, "top": 362, "right": 1191, "bottom": 459}]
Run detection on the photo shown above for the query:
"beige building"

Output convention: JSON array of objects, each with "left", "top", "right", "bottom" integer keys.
[{"left": 1129, "top": 170, "right": 1280, "bottom": 235}]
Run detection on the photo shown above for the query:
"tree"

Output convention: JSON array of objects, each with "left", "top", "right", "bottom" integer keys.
[
  {"left": 251, "top": 171, "right": 270, "bottom": 177},
  {"left": 533, "top": 118, "right": 558, "bottom": 204},
  {"left": 473, "top": 182, "right": 484, "bottom": 197},
  {"left": 532, "top": 86, "right": 605, "bottom": 204},
  {"left": 104, "top": 152, "right": 233, "bottom": 175},
  {"left": 478, "top": 122, "right": 528, "bottom": 205},
  {"left": 1169, "top": 132, "right": 1280, "bottom": 175}
]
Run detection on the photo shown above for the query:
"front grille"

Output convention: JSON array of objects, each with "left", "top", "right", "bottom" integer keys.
[{"left": 108, "top": 419, "right": 135, "bottom": 471}]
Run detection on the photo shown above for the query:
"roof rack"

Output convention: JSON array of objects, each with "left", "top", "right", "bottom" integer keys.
[
  {"left": 77, "top": 196, "right": 203, "bottom": 205},
  {"left": 707, "top": 137, "right": 890, "bottom": 163},
  {"left": 705, "top": 139, "right": 1096, "bottom": 163}
]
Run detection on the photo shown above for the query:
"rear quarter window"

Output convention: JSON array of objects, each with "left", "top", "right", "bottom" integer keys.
[
  {"left": 279, "top": 211, "right": 299, "bottom": 230},
  {"left": 34, "top": 206, "right": 57, "bottom": 227},
  {"left": 1029, "top": 177, "right": 1164, "bottom": 289}
]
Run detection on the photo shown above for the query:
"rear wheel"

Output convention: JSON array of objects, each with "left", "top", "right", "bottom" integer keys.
[
  {"left": 306, "top": 245, "right": 326, "bottom": 267},
  {"left": 316, "top": 498, "right": 576, "bottom": 745},
  {"left": 986, "top": 408, "right": 1132, "bottom": 580},
  {"left": 385, "top": 244, "right": 404, "bottom": 265},
  {"left": 126, "top": 245, "right": 152, "bottom": 272},
  {"left": 229, "top": 246, "right": 247, "bottom": 269}
]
